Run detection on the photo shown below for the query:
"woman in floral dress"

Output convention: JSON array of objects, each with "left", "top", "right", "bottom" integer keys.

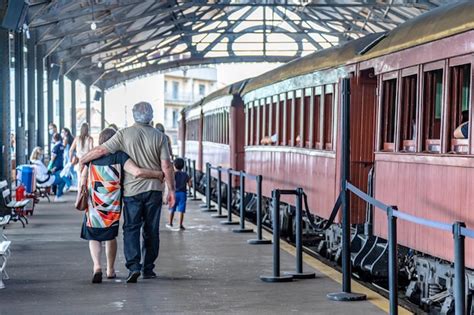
[{"left": 80, "top": 128, "right": 164, "bottom": 283}]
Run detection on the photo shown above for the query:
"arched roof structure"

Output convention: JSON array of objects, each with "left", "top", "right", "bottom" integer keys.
[{"left": 26, "top": 0, "right": 450, "bottom": 89}]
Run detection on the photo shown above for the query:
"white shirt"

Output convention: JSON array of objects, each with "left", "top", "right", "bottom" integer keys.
[{"left": 31, "top": 160, "right": 55, "bottom": 186}]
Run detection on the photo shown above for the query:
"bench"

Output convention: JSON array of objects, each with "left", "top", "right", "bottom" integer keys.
[
  {"left": 0, "top": 181, "right": 29, "bottom": 228},
  {"left": 36, "top": 183, "right": 52, "bottom": 203},
  {"left": 0, "top": 215, "right": 11, "bottom": 289}
]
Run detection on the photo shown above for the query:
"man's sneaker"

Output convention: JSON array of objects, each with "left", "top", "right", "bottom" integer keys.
[
  {"left": 126, "top": 271, "right": 141, "bottom": 283},
  {"left": 142, "top": 271, "right": 157, "bottom": 279},
  {"left": 165, "top": 223, "right": 173, "bottom": 229},
  {"left": 53, "top": 196, "right": 66, "bottom": 203}
]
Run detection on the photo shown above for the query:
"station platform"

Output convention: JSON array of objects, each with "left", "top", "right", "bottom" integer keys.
[{"left": 0, "top": 192, "right": 407, "bottom": 314}]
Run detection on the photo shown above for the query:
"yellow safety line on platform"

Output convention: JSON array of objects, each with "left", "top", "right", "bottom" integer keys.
[{"left": 202, "top": 195, "right": 413, "bottom": 315}]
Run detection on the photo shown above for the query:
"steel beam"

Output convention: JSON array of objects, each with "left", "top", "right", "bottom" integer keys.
[
  {"left": 102, "top": 55, "right": 295, "bottom": 89},
  {"left": 36, "top": 44, "right": 45, "bottom": 149},
  {"left": 58, "top": 73, "right": 65, "bottom": 130},
  {"left": 100, "top": 88, "right": 105, "bottom": 130},
  {"left": 27, "top": 32, "right": 37, "bottom": 155},
  {"left": 85, "top": 84, "right": 91, "bottom": 124},
  {"left": 0, "top": 29, "right": 11, "bottom": 183},
  {"left": 46, "top": 57, "right": 54, "bottom": 155},
  {"left": 70, "top": 78, "right": 76, "bottom": 135},
  {"left": 15, "top": 32, "right": 26, "bottom": 165}
]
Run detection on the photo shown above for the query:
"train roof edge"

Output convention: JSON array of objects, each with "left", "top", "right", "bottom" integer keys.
[{"left": 242, "top": 1, "right": 474, "bottom": 95}]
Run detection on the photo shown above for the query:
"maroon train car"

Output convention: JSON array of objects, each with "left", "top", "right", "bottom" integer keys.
[
  {"left": 240, "top": 32, "right": 384, "bottom": 225},
  {"left": 179, "top": 80, "right": 248, "bottom": 181},
  {"left": 361, "top": 4, "right": 474, "bottom": 266},
  {"left": 182, "top": 2, "right": 474, "bottom": 311},
  {"left": 179, "top": 103, "right": 203, "bottom": 172},
  {"left": 243, "top": 1, "right": 474, "bottom": 266}
]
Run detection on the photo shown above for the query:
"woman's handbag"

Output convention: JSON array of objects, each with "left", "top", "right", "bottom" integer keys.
[{"left": 75, "top": 185, "right": 88, "bottom": 211}]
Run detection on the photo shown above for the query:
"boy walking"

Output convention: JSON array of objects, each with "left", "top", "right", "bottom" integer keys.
[{"left": 166, "top": 158, "right": 191, "bottom": 230}]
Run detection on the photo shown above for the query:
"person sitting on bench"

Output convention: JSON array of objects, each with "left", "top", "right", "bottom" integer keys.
[{"left": 30, "top": 147, "right": 68, "bottom": 203}]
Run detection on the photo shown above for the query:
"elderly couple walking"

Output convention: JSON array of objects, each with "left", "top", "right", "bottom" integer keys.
[{"left": 79, "top": 102, "right": 176, "bottom": 284}]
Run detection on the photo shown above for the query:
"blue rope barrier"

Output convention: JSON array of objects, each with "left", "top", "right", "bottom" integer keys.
[
  {"left": 461, "top": 226, "right": 474, "bottom": 239},
  {"left": 392, "top": 209, "right": 452, "bottom": 232},
  {"left": 346, "top": 182, "right": 390, "bottom": 213}
]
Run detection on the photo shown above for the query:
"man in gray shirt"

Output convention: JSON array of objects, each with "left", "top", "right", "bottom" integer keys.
[{"left": 80, "top": 102, "right": 176, "bottom": 283}]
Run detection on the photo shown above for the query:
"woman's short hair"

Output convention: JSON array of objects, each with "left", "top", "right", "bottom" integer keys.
[
  {"left": 99, "top": 128, "right": 116, "bottom": 145},
  {"left": 30, "top": 147, "right": 43, "bottom": 162}
]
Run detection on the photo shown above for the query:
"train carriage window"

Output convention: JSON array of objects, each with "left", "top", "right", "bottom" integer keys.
[
  {"left": 207, "top": 114, "right": 210, "bottom": 142},
  {"left": 448, "top": 64, "right": 471, "bottom": 154},
  {"left": 267, "top": 97, "right": 272, "bottom": 141},
  {"left": 207, "top": 115, "right": 211, "bottom": 142},
  {"left": 323, "top": 85, "right": 334, "bottom": 150},
  {"left": 380, "top": 79, "right": 397, "bottom": 152},
  {"left": 271, "top": 95, "right": 278, "bottom": 145},
  {"left": 214, "top": 113, "right": 217, "bottom": 143},
  {"left": 245, "top": 104, "right": 249, "bottom": 146},
  {"left": 422, "top": 69, "right": 443, "bottom": 153},
  {"left": 220, "top": 111, "right": 224, "bottom": 144},
  {"left": 203, "top": 117, "right": 207, "bottom": 141},
  {"left": 287, "top": 91, "right": 293, "bottom": 146},
  {"left": 218, "top": 112, "right": 221, "bottom": 143},
  {"left": 202, "top": 117, "right": 206, "bottom": 141},
  {"left": 304, "top": 88, "right": 311, "bottom": 148},
  {"left": 212, "top": 113, "right": 215, "bottom": 143},
  {"left": 212, "top": 114, "right": 215, "bottom": 142},
  {"left": 294, "top": 90, "right": 302, "bottom": 147},
  {"left": 252, "top": 102, "right": 258, "bottom": 145},
  {"left": 218, "top": 112, "right": 221, "bottom": 144},
  {"left": 399, "top": 75, "right": 418, "bottom": 152},
  {"left": 279, "top": 94, "right": 285, "bottom": 145},
  {"left": 265, "top": 98, "right": 269, "bottom": 139},
  {"left": 256, "top": 100, "right": 265, "bottom": 145},
  {"left": 314, "top": 86, "right": 322, "bottom": 149},
  {"left": 225, "top": 110, "right": 229, "bottom": 145}
]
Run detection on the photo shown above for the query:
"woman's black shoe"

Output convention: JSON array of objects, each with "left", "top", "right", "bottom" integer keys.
[{"left": 92, "top": 271, "right": 103, "bottom": 284}]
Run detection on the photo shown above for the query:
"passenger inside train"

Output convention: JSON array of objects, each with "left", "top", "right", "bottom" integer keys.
[{"left": 453, "top": 110, "right": 469, "bottom": 139}]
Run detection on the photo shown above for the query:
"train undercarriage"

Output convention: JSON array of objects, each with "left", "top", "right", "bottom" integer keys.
[{"left": 194, "top": 173, "right": 474, "bottom": 314}]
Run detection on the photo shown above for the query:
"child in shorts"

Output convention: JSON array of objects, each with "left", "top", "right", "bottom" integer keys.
[{"left": 166, "top": 158, "right": 191, "bottom": 231}]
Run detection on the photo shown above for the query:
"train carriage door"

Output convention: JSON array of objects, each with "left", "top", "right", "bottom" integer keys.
[{"left": 349, "top": 68, "right": 377, "bottom": 224}]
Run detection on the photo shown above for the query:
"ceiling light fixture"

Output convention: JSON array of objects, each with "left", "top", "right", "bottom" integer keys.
[{"left": 90, "top": 21, "right": 97, "bottom": 30}]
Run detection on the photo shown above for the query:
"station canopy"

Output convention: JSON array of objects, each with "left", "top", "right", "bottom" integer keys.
[{"left": 27, "top": 0, "right": 450, "bottom": 89}]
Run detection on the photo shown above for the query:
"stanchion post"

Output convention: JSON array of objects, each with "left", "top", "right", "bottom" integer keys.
[
  {"left": 233, "top": 171, "right": 253, "bottom": 233},
  {"left": 212, "top": 167, "right": 227, "bottom": 218},
  {"left": 260, "top": 189, "right": 293, "bottom": 282},
  {"left": 221, "top": 168, "right": 238, "bottom": 225},
  {"left": 327, "top": 77, "right": 366, "bottom": 301},
  {"left": 285, "top": 188, "right": 315, "bottom": 279},
  {"left": 388, "top": 206, "right": 398, "bottom": 315},
  {"left": 201, "top": 163, "right": 216, "bottom": 212},
  {"left": 191, "top": 160, "right": 199, "bottom": 201},
  {"left": 453, "top": 221, "right": 466, "bottom": 315},
  {"left": 248, "top": 175, "right": 271, "bottom": 245}
]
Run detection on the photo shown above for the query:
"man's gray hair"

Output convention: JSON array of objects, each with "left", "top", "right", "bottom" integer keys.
[{"left": 132, "top": 102, "right": 154, "bottom": 124}]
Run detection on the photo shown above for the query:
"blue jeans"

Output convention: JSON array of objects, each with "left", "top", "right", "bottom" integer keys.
[
  {"left": 52, "top": 171, "right": 65, "bottom": 197},
  {"left": 123, "top": 191, "right": 163, "bottom": 272}
]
